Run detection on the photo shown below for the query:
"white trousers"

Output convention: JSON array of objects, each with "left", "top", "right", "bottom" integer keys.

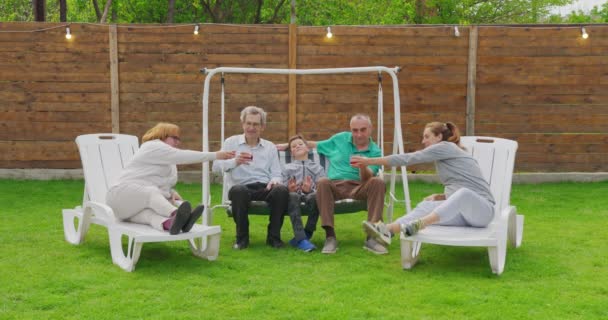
[
  {"left": 106, "top": 183, "right": 177, "bottom": 231},
  {"left": 395, "top": 188, "right": 494, "bottom": 228}
]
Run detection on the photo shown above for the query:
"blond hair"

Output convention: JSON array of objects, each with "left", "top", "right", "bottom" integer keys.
[{"left": 142, "top": 122, "right": 180, "bottom": 142}]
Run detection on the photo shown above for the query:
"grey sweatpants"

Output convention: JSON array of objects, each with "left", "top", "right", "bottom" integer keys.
[
  {"left": 395, "top": 188, "right": 494, "bottom": 227},
  {"left": 106, "top": 183, "right": 176, "bottom": 231}
]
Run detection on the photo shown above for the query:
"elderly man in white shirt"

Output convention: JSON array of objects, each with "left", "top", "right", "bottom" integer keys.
[{"left": 213, "top": 106, "right": 289, "bottom": 249}]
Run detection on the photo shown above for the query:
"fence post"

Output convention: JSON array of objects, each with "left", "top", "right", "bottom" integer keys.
[
  {"left": 109, "top": 24, "right": 120, "bottom": 133},
  {"left": 288, "top": 23, "right": 297, "bottom": 138},
  {"left": 466, "top": 26, "right": 478, "bottom": 136}
]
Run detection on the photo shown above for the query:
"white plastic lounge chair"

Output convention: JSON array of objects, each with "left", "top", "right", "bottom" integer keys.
[
  {"left": 400, "top": 136, "right": 524, "bottom": 275},
  {"left": 62, "top": 133, "right": 221, "bottom": 272}
]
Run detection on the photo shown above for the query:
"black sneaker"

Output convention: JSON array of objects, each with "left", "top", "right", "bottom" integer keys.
[
  {"left": 182, "top": 205, "right": 204, "bottom": 232},
  {"left": 266, "top": 237, "right": 285, "bottom": 249},
  {"left": 170, "top": 201, "right": 191, "bottom": 235},
  {"left": 232, "top": 240, "right": 249, "bottom": 250}
]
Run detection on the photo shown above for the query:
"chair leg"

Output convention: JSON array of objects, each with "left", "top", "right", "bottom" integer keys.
[
  {"left": 487, "top": 241, "right": 506, "bottom": 275},
  {"left": 400, "top": 239, "right": 421, "bottom": 270},
  {"left": 108, "top": 227, "right": 142, "bottom": 272},
  {"left": 62, "top": 208, "right": 92, "bottom": 245},
  {"left": 190, "top": 232, "right": 221, "bottom": 261},
  {"left": 509, "top": 212, "right": 524, "bottom": 248}
]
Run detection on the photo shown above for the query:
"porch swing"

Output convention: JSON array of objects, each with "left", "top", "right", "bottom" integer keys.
[{"left": 198, "top": 66, "right": 412, "bottom": 224}]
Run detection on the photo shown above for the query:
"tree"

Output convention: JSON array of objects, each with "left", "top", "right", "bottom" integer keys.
[
  {"left": 59, "top": 0, "right": 67, "bottom": 22},
  {"left": 32, "top": 0, "right": 46, "bottom": 21},
  {"left": 100, "top": 0, "right": 111, "bottom": 22},
  {"left": 91, "top": 0, "right": 102, "bottom": 21},
  {"left": 167, "top": 0, "right": 176, "bottom": 23}
]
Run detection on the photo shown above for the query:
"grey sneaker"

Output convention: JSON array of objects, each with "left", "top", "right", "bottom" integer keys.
[
  {"left": 321, "top": 237, "right": 338, "bottom": 254},
  {"left": 401, "top": 220, "right": 424, "bottom": 237},
  {"left": 363, "top": 238, "right": 388, "bottom": 255},
  {"left": 362, "top": 221, "right": 391, "bottom": 246}
]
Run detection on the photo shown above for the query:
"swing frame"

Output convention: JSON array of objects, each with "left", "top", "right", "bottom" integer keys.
[{"left": 199, "top": 66, "right": 412, "bottom": 225}]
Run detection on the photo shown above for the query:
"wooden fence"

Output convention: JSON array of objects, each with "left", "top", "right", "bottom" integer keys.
[{"left": 1, "top": 22, "right": 607, "bottom": 172}]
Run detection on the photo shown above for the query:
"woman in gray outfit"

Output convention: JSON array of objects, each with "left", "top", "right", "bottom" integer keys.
[{"left": 352, "top": 121, "right": 495, "bottom": 246}]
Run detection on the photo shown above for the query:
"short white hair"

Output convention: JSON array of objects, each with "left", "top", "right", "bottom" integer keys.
[
  {"left": 240, "top": 106, "right": 267, "bottom": 126},
  {"left": 350, "top": 113, "right": 372, "bottom": 127}
]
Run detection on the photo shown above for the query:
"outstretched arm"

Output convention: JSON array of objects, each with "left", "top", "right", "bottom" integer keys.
[{"left": 350, "top": 155, "right": 391, "bottom": 167}]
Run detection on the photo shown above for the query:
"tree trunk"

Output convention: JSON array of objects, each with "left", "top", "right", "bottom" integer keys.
[
  {"left": 167, "top": 0, "right": 176, "bottom": 23},
  {"left": 59, "top": 0, "right": 67, "bottom": 22},
  {"left": 100, "top": 0, "right": 112, "bottom": 22},
  {"left": 290, "top": 0, "right": 296, "bottom": 24},
  {"left": 32, "top": 0, "right": 46, "bottom": 21},
  {"left": 414, "top": 0, "right": 425, "bottom": 24},
  {"left": 92, "top": 0, "right": 102, "bottom": 20}
]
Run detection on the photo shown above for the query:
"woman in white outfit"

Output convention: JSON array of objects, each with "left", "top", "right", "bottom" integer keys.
[
  {"left": 106, "top": 122, "right": 235, "bottom": 234},
  {"left": 352, "top": 121, "right": 495, "bottom": 246}
]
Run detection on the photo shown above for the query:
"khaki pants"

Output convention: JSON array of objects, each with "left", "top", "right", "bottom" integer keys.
[{"left": 315, "top": 177, "right": 386, "bottom": 229}]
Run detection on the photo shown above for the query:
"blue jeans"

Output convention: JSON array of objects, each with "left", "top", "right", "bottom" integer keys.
[{"left": 287, "top": 192, "right": 319, "bottom": 241}]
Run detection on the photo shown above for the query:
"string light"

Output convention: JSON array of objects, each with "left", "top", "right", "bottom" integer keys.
[
  {"left": 581, "top": 27, "right": 588, "bottom": 39},
  {"left": 65, "top": 26, "right": 72, "bottom": 39},
  {"left": 326, "top": 26, "right": 333, "bottom": 39},
  {"left": 194, "top": 24, "right": 199, "bottom": 35},
  {"left": 454, "top": 26, "right": 460, "bottom": 37}
]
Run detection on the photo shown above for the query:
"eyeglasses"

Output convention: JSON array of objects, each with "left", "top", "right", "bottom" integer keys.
[{"left": 168, "top": 135, "right": 181, "bottom": 142}]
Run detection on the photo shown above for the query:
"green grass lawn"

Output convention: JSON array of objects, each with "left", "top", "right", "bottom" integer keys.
[{"left": 1, "top": 179, "right": 607, "bottom": 319}]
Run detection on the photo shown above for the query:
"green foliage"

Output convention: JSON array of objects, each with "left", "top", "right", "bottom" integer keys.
[
  {"left": 423, "top": 0, "right": 574, "bottom": 24},
  {"left": 0, "top": 0, "right": 33, "bottom": 21},
  {"left": 566, "top": 3, "right": 608, "bottom": 23},
  {"left": 295, "top": 0, "right": 415, "bottom": 25},
  {"left": 1, "top": 179, "right": 607, "bottom": 319},
  {"left": 0, "top": 0, "right": 592, "bottom": 24}
]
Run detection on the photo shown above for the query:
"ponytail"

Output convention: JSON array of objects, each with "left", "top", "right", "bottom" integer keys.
[
  {"left": 425, "top": 121, "right": 463, "bottom": 148},
  {"left": 445, "top": 122, "right": 461, "bottom": 146}
]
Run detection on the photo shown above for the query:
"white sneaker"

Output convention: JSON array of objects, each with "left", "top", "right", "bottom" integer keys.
[{"left": 362, "top": 221, "right": 391, "bottom": 246}]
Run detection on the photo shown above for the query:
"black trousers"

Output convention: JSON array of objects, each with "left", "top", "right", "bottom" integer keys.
[{"left": 228, "top": 182, "right": 289, "bottom": 244}]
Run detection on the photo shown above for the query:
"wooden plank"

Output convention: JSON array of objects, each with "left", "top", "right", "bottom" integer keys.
[
  {"left": 0, "top": 121, "right": 110, "bottom": 140},
  {"left": 0, "top": 141, "right": 79, "bottom": 161},
  {"left": 0, "top": 160, "right": 82, "bottom": 169},
  {"left": 1, "top": 111, "right": 109, "bottom": 122}
]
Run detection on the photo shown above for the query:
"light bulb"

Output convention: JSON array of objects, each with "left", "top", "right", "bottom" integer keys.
[
  {"left": 454, "top": 26, "right": 460, "bottom": 37},
  {"left": 194, "top": 25, "right": 199, "bottom": 35},
  {"left": 326, "top": 27, "right": 333, "bottom": 39},
  {"left": 65, "top": 26, "right": 72, "bottom": 39},
  {"left": 581, "top": 27, "right": 588, "bottom": 39}
]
